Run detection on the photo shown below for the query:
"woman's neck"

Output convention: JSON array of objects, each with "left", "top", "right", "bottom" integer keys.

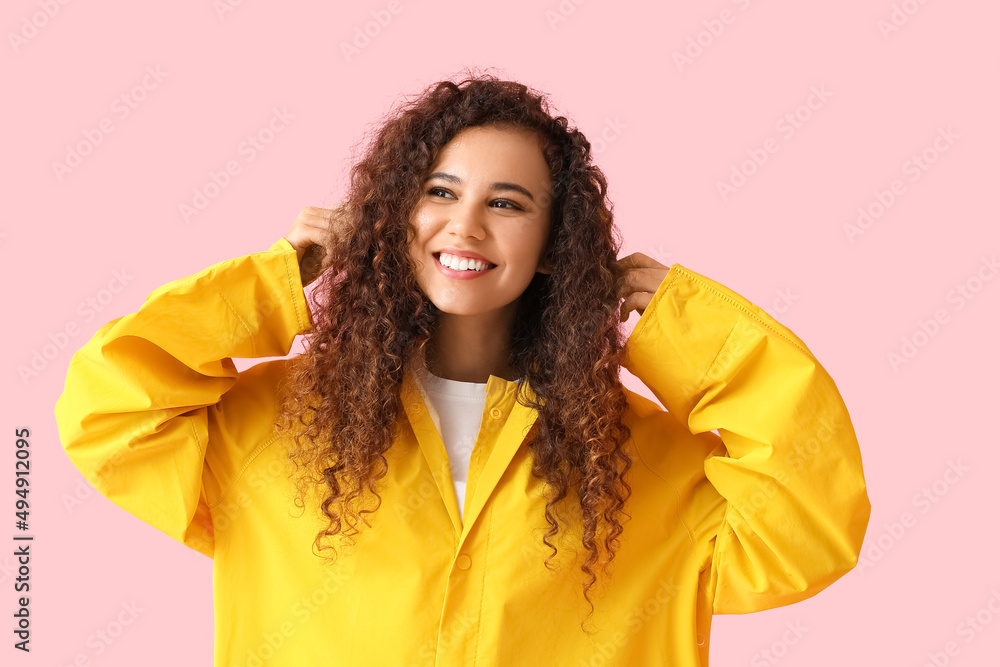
[{"left": 425, "top": 311, "right": 518, "bottom": 383}]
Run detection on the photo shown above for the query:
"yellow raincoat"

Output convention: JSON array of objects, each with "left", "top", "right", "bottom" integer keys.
[{"left": 54, "top": 237, "right": 871, "bottom": 666}]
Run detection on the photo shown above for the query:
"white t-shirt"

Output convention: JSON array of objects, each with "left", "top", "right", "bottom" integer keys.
[{"left": 418, "top": 370, "right": 489, "bottom": 520}]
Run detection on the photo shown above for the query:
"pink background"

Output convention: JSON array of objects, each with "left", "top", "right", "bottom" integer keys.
[{"left": 4, "top": 0, "right": 999, "bottom": 664}]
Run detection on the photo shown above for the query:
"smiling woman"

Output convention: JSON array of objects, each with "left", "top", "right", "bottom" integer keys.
[
  {"left": 407, "top": 124, "right": 554, "bottom": 383},
  {"left": 54, "top": 68, "right": 871, "bottom": 666}
]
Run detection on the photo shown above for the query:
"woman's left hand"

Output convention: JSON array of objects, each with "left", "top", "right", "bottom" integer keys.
[{"left": 616, "top": 252, "right": 670, "bottom": 322}]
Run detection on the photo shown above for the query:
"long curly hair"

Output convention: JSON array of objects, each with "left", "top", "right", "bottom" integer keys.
[{"left": 274, "top": 67, "right": 634, "bottom": 630}]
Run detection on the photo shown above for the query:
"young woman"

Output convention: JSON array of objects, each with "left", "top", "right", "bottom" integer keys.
[{"left": 55, "top": 71, "right": 871, "bottom": 666}]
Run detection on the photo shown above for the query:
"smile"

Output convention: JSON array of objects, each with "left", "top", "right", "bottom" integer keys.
[{"left": 434, "top": 253, "right": 496, "bottom": 280}]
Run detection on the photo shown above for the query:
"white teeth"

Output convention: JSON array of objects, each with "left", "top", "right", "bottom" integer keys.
[{"left": 439, "top": 253, "right": 489, "bottom": 272}]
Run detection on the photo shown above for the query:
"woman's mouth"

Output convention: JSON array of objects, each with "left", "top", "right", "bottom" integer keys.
[{"left": 433, "top": 252, "right": 496, "bottom": 280}]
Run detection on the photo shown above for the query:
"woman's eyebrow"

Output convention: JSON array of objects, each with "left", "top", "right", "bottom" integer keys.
[{"left": 425, "top": 171, "right": 535, "bottom": 202}]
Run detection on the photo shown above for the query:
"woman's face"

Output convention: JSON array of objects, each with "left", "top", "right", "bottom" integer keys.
[{"left": 407, "top": 124, "right": 553, "bottom": 318}]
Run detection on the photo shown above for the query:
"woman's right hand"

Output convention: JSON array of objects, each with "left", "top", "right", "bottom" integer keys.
[{"left": 284, "top": 205, "right": 350, "bottom": 287}]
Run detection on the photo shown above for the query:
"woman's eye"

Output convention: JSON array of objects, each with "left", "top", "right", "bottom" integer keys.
[
  {"left": 428, "top": 187, "right": 454, "bottom": 199},
  {"left": 426, "top": 187, "right": 522, "bottom": 211}
]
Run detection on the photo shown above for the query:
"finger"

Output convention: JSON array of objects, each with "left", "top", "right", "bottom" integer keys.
[
  {"left": 303, "top": 205, "right": 338, "bottom": 220},
  {"left": 296, "top": 207, "right": 339, "bottom": 233},
  {"left": 620, "top": 267, "right": 669, "bottom": 296},
  {"left": 619, "top": 292, "right": 654, "bottom": 321},
  {"left": 620, "top": 296, "right": 633, "bottom": 322},
  {"left": 290, "top": 211, "right": 342, "bottom": 255},
  {"left": 301, "top": 211, "right": 337, "bottom": 232},
  {"left": 618, "top": 251, "right": 668, "bottom": 272},
  {"left": 630, "top": 291, "right": 654, "bottom": 313}
]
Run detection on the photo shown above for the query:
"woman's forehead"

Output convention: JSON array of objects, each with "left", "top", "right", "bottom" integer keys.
[{"left": 430, "top": 126, "right": 552, "bottom": 189}]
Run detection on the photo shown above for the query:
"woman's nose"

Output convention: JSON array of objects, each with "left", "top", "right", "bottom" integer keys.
[{"left": 445, "top": 202, "right": 487, "bottom": 239}]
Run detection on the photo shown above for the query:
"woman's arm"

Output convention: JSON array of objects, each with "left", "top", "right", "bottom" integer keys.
[
  {"left": 53, "top": 238, "right": 312, "bottom": 557},
  {"left": 620, "top": 257, "right": 871, "bottom": 614}
]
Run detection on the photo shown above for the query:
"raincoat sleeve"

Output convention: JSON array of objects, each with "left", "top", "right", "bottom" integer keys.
[
  {"left": 621, "top": 262, "right": 871, "bottom": 614},
  {"left": 53, "top": 238, "right": 312, "bottom": 558}
]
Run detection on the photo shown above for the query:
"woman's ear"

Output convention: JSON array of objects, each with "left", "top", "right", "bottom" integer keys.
[
  {"left": 536, "top": 246, "right": 553, "bottom": 274},
  {"left": 536, "top": 231, "right": 555, "bottom": 274}
]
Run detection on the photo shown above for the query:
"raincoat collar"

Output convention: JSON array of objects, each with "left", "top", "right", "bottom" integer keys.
[{"left": 401, "top": 359, "right": 541, "bottom": 543}]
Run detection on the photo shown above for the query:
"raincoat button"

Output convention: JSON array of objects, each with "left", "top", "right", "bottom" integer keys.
[
  {"left": 696, "top": 633, "right": 706, "bottom": 646},
  {"left": 490, "top": 407, "right": 502, "bottom": 419},
  {"left": 456, "top": 554, "right": 472, "bottom": 570}
]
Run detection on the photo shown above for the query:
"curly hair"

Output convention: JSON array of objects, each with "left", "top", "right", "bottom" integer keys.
[{"left": 274, "top": 66, "right": 634, "bottom": 631}]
